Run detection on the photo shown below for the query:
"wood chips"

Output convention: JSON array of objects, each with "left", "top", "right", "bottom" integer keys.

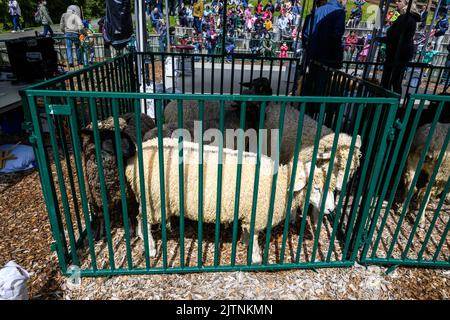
[{"left": 0, "top": 136, "right": 449, "bottom": 300}]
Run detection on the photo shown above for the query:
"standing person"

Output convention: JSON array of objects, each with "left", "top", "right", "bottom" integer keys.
[
  {"left": 8, "top": 0, "right": 23, "bottom": 33},
  {"left": 264, "top": 0, "right": 275, "bottom": 13},
  {"left": 193, "top": 0, "right": 204, "bottom": 33},
  {"left": 279, "top": 41, "right": 289, "bottom": 58},
  {"left": 421, "top": 42, "right": 440, "bottom": 77},
  {"left": 205, "top": 26, "right": 218, "bottom": 58},
  {"left": 303, "top": 0, "right": 346, "bottom": 68},
  {"left": 291, "top": 1, "right": 302, "bottom": 26},
  {"left": 344, "top": 31, "right": 358, "bottom": 61},
  {"left": 158, "top": 20, "right": 167, "bottom": 52},
  {"left": 432, "top": 10, "right": 449, "bottom": 51},
  {"left": 378, "top": 0, "right": 420, "bottom": 94},
  {"left": 277, "top": 12, "right": 290, "bottom": 40},
  {"left": 261, "top": 33, "right": 273, "bottom": 57},
  {"left": 178, "top": 2, "right": 187, "bottom": 27},
  {"left": 418, "top": 5, "right": 428, "bottom": 30},
  {"left": 225, "top": 32, "right": 235, "bottom": 62},
  {"left": 186, "top": 5, "right": 194, "bottom": 28},
  {"left": 150, "top": 7, "right": 163, "bottom": 33},
  {"left": 98, "top": 16, "right": 111, "bottom": 58},
  {"left": 38, "top": 1, "right": 54, "bottom": 37},
  {"left": 60, "top": 5, "right": 85, "bottom": 67}
]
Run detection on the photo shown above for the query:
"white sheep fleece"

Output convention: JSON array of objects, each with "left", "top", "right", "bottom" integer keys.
[
  {"left": 125, "top": 138, "right": 310, "bottom": 233},
  {"left": 164, "top": 100, "right": 236, "bottom": 123},
  {"left": 263, "top": 105, "right": 334, "bottom": 164}
]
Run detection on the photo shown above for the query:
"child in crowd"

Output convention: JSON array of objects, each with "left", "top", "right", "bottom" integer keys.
[
  {"left": 279, "top": 42, "right": 288, "bottom": 58},
  {"left": 80, "top": 19, "right": 95, "bottom": 65},
  {"left": 422, "top": 43, "right": 440, "bottom": 77}
]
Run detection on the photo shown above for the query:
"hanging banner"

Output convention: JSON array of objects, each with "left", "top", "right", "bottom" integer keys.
[{"left": 104, "top": 0, "right": 133, "bottom": 50}]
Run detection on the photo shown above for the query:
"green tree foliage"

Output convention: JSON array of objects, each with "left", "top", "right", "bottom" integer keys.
[{"left": 1, "top": 0, "right": 107, "bottom": 31}]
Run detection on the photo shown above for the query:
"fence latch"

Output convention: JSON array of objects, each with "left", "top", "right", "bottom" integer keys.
[
  {"left": 21, "top": 121, "right": 33, "bottom": 132},
  {"left": 393, "top": 119, "right": 403, "bottom": 130},
  {"left": 387, "top": 127, "right": 396, "bottom": 141},
  {"left": 28, "top": 134, "right": 37, "bottom": 145}
]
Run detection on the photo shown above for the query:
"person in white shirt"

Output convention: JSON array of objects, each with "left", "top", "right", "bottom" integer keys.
[{"left": 8, "top": 0, "right": 24, "bottom": 32}]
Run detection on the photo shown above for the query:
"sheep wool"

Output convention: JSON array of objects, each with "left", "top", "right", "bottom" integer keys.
[
  {"left": 164, "top": 100, "right": 236, "bottom": 123},
  {"left": 125, "top": 138, "right": 310, "bottom": 235},
  {"left": 263, "top": 105, "right": 334, "bottom": 164},
  {"left": 404, "top": 122, "right": 450, "bottom": 208}
]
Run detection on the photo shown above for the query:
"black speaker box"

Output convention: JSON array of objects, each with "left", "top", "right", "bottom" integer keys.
[{"left": 6, "top": 36, "right": 58, "bottom": 83}]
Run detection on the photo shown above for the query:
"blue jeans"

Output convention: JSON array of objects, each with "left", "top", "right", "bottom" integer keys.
[
  {"left": 194, "top": 17, "right": 202, "bottom": 33},
  {"left": 65, "top": 32, "right": 82, "bottom": 65},
  {"left": 12, "top": 15, "right": 21, "bottom": 31},
  {"left": 43, "top": 24, "right": 54, "bottom": 37}
]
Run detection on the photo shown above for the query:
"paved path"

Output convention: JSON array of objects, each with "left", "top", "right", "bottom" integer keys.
[{"left": 0, "top": 24, "right": 62, "bottom": 41}]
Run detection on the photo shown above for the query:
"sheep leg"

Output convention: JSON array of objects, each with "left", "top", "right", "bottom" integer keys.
[
  {"left": 137, "top": 207, "right": 157, "bottom": 257},
  {"left": 311, "top": 207, "right": 320, "bottom": 227},
  {"left": 92, "top": 214, "right": 105, "bottom": 242},
  {"left": 418, "top": 191, "right": 431, "bottom": 229},
  {"left": 250, "top": 234, "right": 262, "bottom": 264},
  {"left": 242, "top": 229, "right": 262, "bottom": 264}
]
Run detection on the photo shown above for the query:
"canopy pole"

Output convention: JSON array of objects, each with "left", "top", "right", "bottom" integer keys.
[
  {"left": 221, "top": 0, "right": 228, "bottom": 56},
  {"left": 135, "top": 0, "right": 146, "bottom": 97},
  {"left": 135, "top": 0, "right": 147, "bottom": 53},
  {"left": 165, "top": 0, "right": 171, "bottom": 52}
]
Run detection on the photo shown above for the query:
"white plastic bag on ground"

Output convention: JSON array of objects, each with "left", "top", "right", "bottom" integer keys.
[{"left": 0, "top": 261, "right": 30, "bottom": 300}]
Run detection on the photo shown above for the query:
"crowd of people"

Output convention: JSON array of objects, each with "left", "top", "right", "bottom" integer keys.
[
  {"left": 6, "top": 0, "right": 450, "bottom": 88},
  {"left": 6, "top": 1, "right": 97, "bottom": 67},
  {"left": 147, "top": 0, "right": 304, "bottom": 59}
]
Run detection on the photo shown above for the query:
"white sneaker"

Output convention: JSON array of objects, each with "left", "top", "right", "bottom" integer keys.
[
  {"left": 11, "top": 30, "right": 16, "bottom": 33},
  {"left": 20, "top": 30, "right": 24, "bottom": 32}
]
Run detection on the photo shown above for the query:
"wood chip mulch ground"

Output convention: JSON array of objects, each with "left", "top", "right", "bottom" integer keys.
[{"left": 1, "top": 167, "right": 449, "bottom": 300}]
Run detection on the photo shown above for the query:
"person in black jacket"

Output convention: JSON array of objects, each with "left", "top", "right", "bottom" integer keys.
[{"left": 378, "top": 0, "right": 420, "bottom": 94}]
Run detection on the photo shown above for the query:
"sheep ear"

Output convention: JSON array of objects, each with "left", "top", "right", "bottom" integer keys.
[
  {"left": 294, "top": 161, "right": 311, "bottom": 192},
  {"left": 120, "top": 132, "right": 136, "bottom": 161},
  {"left": 294, "top": 179, "right": 306, "bottom": 192},
  {"left": 355, "top": 135, "right": 362, "bottom": 149}
]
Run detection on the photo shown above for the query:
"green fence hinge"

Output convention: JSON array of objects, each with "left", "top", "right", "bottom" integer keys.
[
  {"left": 387, "top": 119, "right": 404, "bottom": 141},
  {"left": 21, "top": 121, "right": 33, "bottom": 132},
  {"left": 393, "top": 119, "right": 403, "bottom": 130},
  {"left": 28, "top": 134, "right": 37, "bottom": 145},
  {"left": 48, "top": 104, "right": 72, "bottom": 116},
  {"left": 387, "top": 127, "right": 396, "bottom": 141}
]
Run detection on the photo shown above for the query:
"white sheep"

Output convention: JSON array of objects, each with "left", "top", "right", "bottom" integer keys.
[
  {"left": 402, "top": 122, "right": 450, "bottom": 226},
  {"left": 263, "top": 104, "right": 362, "bottom": 192},
  {"left": 263, "top": 105, "right": 334, "bottom": 165},
  {"left": 163, "top": 100, "right": 236, "bottom": 123},
  {"left": 125, "top": 138, "right": 334, "bottom": 264}
]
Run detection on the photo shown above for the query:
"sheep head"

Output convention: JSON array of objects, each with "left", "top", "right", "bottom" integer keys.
[
  {"left": 235, "top": 77, "right": 273, "bottom": 130},
  {"left": 313, "top": 133, "right": 362, "bottom": 192},
  {"left": 240, "top": 77, "right": 273, "bottom": 96}
]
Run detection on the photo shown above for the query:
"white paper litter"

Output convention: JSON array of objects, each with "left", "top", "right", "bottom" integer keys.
[{"left": 0, "top": 261, "right": 30, "bottom": 300}]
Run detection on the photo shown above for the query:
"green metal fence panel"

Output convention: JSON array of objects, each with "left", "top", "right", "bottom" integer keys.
[
  {"left": 23, "top": 54, "right": 449, "bottom": 275},
  {"left": 24, "top": 83, "right": 401, "bottom": 275},
  {"left": 360, "top": 94, "right": 450, "bottom": 268}
]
